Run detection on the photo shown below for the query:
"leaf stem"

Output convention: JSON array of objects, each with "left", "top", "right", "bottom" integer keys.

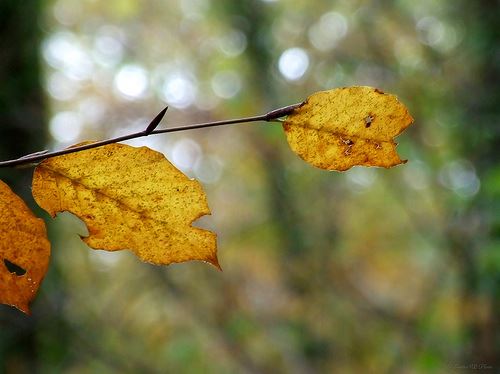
[{"left": 0, "top": 102, "right": 302, "bottom": 168}]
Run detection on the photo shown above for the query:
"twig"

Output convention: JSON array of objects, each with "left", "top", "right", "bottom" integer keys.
[{"left": 0, "top": 102, "right": 303, "bottom": 169}]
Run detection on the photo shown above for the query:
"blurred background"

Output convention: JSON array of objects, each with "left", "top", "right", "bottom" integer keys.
[{"left": 1, "top": 0, "right": 498, "bottom": 372}]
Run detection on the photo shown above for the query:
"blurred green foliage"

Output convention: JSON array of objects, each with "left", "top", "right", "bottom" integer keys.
[{"left": 1, "top": 0, "right": 499, "bottom": 372}]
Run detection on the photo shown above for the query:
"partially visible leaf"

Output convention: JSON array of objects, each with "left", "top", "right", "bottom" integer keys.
[
  {"left": 0, "top": 180, "right": 50, "bottom": 314},
  {"left": 32, "top": 143, "right": 218, "bottom": 268},
  {"left": 283, "top": 86, "right": 414, "bottom": 171}
]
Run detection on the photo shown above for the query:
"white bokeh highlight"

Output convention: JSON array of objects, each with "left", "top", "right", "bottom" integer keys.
[
  {"left": 211, "top": 70, "right": 242, "bottom": 99},
  {"left": 49, "top": 111, "right": 84, "bottom": 143},
  {"left": 114, "top": 64, "right": 149, "bottom": 100},
  {"left": 171, "top": 138, "right": 202, "bottom": 172},
  {"left": 160, "top": 71, "right": 197, "bottom": 109},
  {"left": 308, "top": 12, "right": 348, "bottom": 51},
  {"left": 278, "top": 47, "right": 310, "bottom": 81}
]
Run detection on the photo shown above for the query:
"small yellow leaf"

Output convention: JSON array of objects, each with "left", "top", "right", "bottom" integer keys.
[
  {"left": 32, "top": 143, "right": 218, "bottom": 268},
  {"left": 0, "top": 180, "right": 50, "bottom": 314},
  {"left": 283, "top": 86, "right": 414, "bottom": 171}
]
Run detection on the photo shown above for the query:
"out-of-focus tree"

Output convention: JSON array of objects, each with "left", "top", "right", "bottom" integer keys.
[{"left": 0, "top": 0, "right": 71, "bottom": 372}]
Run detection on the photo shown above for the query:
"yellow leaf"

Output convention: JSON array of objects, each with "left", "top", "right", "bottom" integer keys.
[
  {"left": 32, "top": 143, "right": 218, "bottom": 268},
  {"left": 283, "top": 86, "right": 414, "bottom": 171},
  {"left": 0, "top": 180, "right": 50, "bottom": 314}
]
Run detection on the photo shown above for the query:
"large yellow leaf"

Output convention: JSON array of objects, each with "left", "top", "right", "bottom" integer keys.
[
  {"left": 283, "top": 86, "right": 413, "bottom": 171},
  {"left": 0, "top": 180, "right": 50, "bottom": 314},
  {"left": 32, "top": 143, "right": 218, "bottom": 268}
]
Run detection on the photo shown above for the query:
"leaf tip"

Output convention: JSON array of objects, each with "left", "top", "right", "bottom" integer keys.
[
  {"left": 207, "top": 254, "right": 222, "bottom": 271},
  {"left": 16, "top": 302, "right": 31, "bottom": 315}
]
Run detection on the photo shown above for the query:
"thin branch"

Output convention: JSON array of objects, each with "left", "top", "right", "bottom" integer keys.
[{"left": 0, "top": 102, "right": 303, "bottom": 169}]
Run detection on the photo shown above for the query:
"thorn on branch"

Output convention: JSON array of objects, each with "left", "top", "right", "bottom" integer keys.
[{"left": 144, "top": 106, "right": 168, "bottom": 135}]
